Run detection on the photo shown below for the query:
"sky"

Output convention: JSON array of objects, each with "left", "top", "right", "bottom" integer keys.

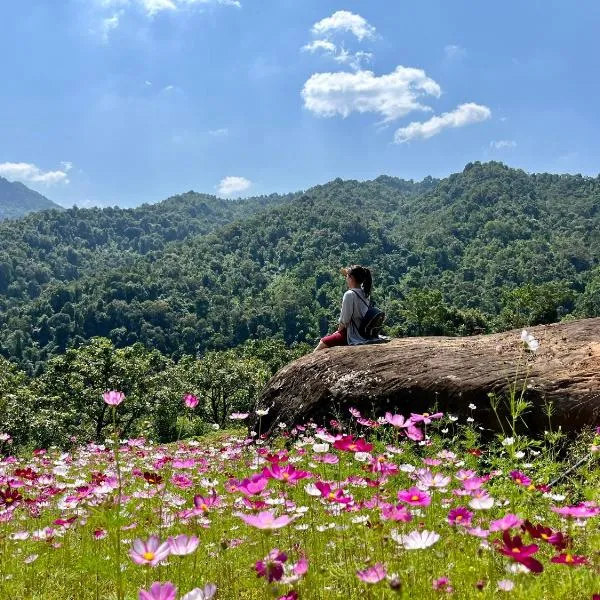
[{"left": 1, "top": 0, "right": 599, "bottom": 208}]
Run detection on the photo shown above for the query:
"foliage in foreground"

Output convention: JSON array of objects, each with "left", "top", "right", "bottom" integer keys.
[{"left": 0, "top": 399, "right": 599, "bottom": 599}]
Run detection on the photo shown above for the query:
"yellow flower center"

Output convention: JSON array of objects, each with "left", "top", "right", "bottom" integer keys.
[
  {"left": 200, "top": 503, "right": 208, "bottom": 512},
  {"left": 328, "top": 492, "right": 336, "bottom": 500},
  {"left": 565, "top": 554, "right": 573, "bottom": 563},
  {"left": 411, "top": 495, "right": 419, "bottom": 502},
  {"left": 143, "top": 552, "right": 155, "bottom": 561},
  {"left": 283, "top": 473, "right": 290, "bottom": 481},
  {"left": 456, "top": 515, "right": 463, "bottom": 521}
]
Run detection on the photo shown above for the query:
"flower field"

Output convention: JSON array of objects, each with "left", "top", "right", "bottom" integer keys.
[{"left": 1, "top": 397, "right": 599, "bottom": 599}]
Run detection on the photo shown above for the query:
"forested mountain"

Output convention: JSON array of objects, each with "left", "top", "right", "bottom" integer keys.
[
  {"left": 1, "top": 161, "right": 599, "bottom": 375},
  {"left": 0, "top": 177, "right": 64, "bottom": 220}
]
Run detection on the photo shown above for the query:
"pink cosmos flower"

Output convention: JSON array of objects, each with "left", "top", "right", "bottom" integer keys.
[
  {"left": 191, "top": 491, "right": 220, "bottom": 514},
  {"left": 314, "top": 481, "right": 353, "bottom": 504},
  {"left": 433, "top": 577, "right": 453, "bottom": 593},
  {"left": 455, "top": 469, "right": 477, "bottom": 481},
  {"left": 237, "top": 510, "right": 295, "bottom": 530},
  {"left": 180, "top": 584, "right": 217, "bottom": 600},
  {"left": 552, "top": 504, "right": 600, "bottom": 519},
  {"left": 103, "top": 391, "right": 125, "bottom": 406},
  {"left": 184, "top": 394, "right": 199, "bottom": 409},
  {"left": 417, "top": 471, "right": 451, "bottom": 489},
  {"left": 384, "top": 412, "right": 411, "bottom": 428},
  {"left": 171, "top": 474, "right": 193, "bottom": 489},
  {"left": 447, "top": 507, "right": 473, "bottom": 526},
  {"left": 410, "top": 412, "right": 443, "bottom": 424},
  {"left": 263, "top": 464, "right": 310, "bottom": 485},
  {"left": 312, "top": 453, "right": 339, "bottom": 465},
  {"left": 397, "top": 487, "right": 431, "bottom": 507},
  {"left": 167, "top": 535, "right": 199, "bottom": 556},
  {"left": 356, "top": 563, "right": 387, "bottom": 583},
  {"left": 229, "top": 412, "right": 249, "bottom": 420},
  {"left": 130, "top": 536, "right": 171, "bottom": 567},
  {"left": 405, "top": 425, "right": 424, "bottom": 441},
  {"left": 550, "top": 553, "right": 588, "bottom": 566},
  {"left": 490, "top": 514, "right": 523, "bottom": 532},
  {"left": 139, "top": 582, "right": 177, "bottom": 600},
  {"left": 256, "top": 549, "right": 288, "bottom": 582},
  {"left": 462, "top": 477, "right": 487, "bottom": 492},
  {"left": 466, "top": 526, "right": 490, "bottom": 538},
  {"left": 469, "top": 491, "right": 495, "bottom": 510},
  {"left": 333, "top": 435, "right": 373, "bottom": 453},
  {"left": 510, "top": 470, "right": 532, "bottom": 487},
  {"left": 236, "top": 474, "right": 269, "bottom": 496},
  {"left": 381, "top": 503, "right": 413, "bottom": 522}
]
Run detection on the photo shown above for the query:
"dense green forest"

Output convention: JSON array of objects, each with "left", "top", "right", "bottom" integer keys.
[
  {"left": 1, "top": 160, "right": 600, "bottom": 450},
  {"left": 0, "top": 176, "right": 63, "bottom": 220},
  {"left": 1, "top": 161, "right": 599, "bottom": 377}
]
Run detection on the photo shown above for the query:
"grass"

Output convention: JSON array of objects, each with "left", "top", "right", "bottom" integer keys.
[{"left": 0, "top": 406, "right": 599, "bottom": 600}]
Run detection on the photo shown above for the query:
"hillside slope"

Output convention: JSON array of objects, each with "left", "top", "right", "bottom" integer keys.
[
  {"left": 1, "top": 162, "right": 599, "bottom": 373},
  {"left": 0, "top": 177, "right": 63, "bottom": 220}
]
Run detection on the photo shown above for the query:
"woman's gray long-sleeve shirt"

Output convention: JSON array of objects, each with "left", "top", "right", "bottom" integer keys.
[{"left": 339, "top": 287, "right": 370, "bottom": 345}]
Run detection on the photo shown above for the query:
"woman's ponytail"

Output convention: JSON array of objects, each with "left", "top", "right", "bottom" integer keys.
[{"left": 347, "top": 264, "right": 373, "bottom": 297}]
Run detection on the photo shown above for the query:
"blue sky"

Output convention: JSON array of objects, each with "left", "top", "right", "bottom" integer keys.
[{"left": 1, "top": 0, "right": 599, "bottom": 207}]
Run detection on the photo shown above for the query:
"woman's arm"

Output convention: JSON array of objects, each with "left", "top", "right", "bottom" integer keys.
[{"left": 338, "top": 291, "right": 353, "bottom": 331}]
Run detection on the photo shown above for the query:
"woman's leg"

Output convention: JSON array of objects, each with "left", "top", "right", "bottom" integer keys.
[
  {"left": 314, "top": 341, "right": 329, "bottom": 352},
  {"left": 315, "top": 330, "right": 346, "bottom": 352}
]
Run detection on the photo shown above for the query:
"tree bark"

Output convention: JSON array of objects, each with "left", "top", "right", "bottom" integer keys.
[{"left": 253, "top": 318, "right": 600, "bottom": 437}]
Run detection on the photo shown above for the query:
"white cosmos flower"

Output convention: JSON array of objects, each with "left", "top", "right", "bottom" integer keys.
[
  {"left": 391, "top": 529, "right": 440, "bottom": 549},
  {"left": 256, "top": 408, "right": 270, "bottom": 416},
  {"left": 469, "top": 493, "right": 495, "bottom": 510},
  {"left": 501, "top": 437, "right": 515, "bottom": 447},
  {"left": 520, "top": 330, "right": 539, "bottom": 352},
  {"left": 312, "top": 443, "right": 329, "bottom": 453}
]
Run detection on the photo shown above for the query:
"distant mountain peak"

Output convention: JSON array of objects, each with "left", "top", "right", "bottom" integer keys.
[{"left": 0, "top": 177, "right": 64, "bottom": 220}]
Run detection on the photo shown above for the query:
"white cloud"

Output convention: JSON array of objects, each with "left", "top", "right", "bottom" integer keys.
[
  {"left": 0, "top": 162, "right": 70, "bottom": 186},
  {"left": 60, "top": 161, "right": 74, "bottom": 172},
  {"left": 101, "top": 0, "right": 241, "bottom": 16},
  {"left": 209, "top": 128, "right": 229, "bottom": 137},
  {"left": 312, "top": 10, "right": 376, "bottom": 42},
  {"left": 302, "top": 40, "right": 337, "bottom": 55},
  {"left": 100, "top": 12, "right": 121, "bottom": 42},
  {"left": 490, "top": 139, "right": 517, "bottom": 149},
  {"left": 333, "top": 49, "right": 373, "bottom": 71},
  {"left": 394, "top": 103, "right": 491, "bottom": 143},
  {"left": 302, "top": 66, "right": 441, "bottom": 122},
  {"left": 95, "top": 0, "right": 240, "bottom": 38},
  {"left": 444, "top": 44, "right": 467, "bottom": 60},
  {"left": 217, "top": 176, "right": 252, "bottom": 196}
]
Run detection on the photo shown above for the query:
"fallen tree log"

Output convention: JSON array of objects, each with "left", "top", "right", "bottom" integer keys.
[{"left": 253, "top": 318, "right": 600, "bottom": 437}]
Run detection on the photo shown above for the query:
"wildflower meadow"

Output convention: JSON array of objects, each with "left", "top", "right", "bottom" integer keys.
[{"left": 1, "top": 335, "right": 599, "bottom": 599}]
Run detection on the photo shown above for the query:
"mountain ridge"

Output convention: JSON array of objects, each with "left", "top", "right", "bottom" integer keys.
[{"left": 0, "top": 177, "right": 64, "bottom": 220}]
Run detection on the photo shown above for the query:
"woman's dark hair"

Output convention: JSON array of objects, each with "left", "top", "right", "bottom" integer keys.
[{"left": 347, "top": 265, "right": 372, "bottom": 297}]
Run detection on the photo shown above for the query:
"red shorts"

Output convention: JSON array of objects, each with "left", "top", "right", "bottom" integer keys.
[{"left": 320, "top": 330, "right": 347, "bottom": 347}]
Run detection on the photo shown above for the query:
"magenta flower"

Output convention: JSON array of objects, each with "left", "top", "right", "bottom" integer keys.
[
  {"left": 184, "top": 394, "right": 199, "bottom": 409},
  {"left": 381, "top": 503, "right": 413, "bottom": 522},
  {"left": 551, "top": 553, "right": 588, "bottom": 566},
  {"left": 397, "top": 487, "right": 431, "bottom": 507},
  {"left": 255, "top": 549, "right": 288, "bottom": 582},
  {"left": 130, "top": 536, "right": 171, "bottom": 567},
  {"left": 189, "top": 491, "right": 220, "bottom": 514},
  {"left": 552, "top": 504, "right": 600, "bottom": 519},
  {"left": 263, "top": 464, "right": 310, "bottom": 485},
  {"left": 333, "top": 435, "right": 373, "bottom": 453},
  {"left": 314, "top": 481, "right": 353, "bottom": 504},
  {"left": 357, "top": 563, "right": 387, "bottom": 583},
  {"left": 496, "top": 531, "right": 543, "bottom": 574},
  {"left": 490, "top": 513, "right": 523, "bottom": 532},
  {"left": 405, "top": 425, "right": 424, "bottom": 441},
  {"left": 236, "top": 474, "right": 269, "bottom": 496},
  {"left": 448, "top": 507, "right": 473, "bottom": 526},
  {"left": 139, "top": 582, "right": 177, "bottom": 600},
  {"left": 462, "top": 476, "right": 487, "bottom": 491},
  {"left": 510, "top": 470, "right": 532, "bottom": 487},
  {"left": 103, "top": 390, "right": 125, "bottom": 406},
  {"left": 433, "top": 577, "right": 453, "bottom": 592},
  {"left": 237, "top": 510, "right": 295, "bottom": 530},
  {"left": 167, "top": 535, "right": 199, "bottom": 556}
]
